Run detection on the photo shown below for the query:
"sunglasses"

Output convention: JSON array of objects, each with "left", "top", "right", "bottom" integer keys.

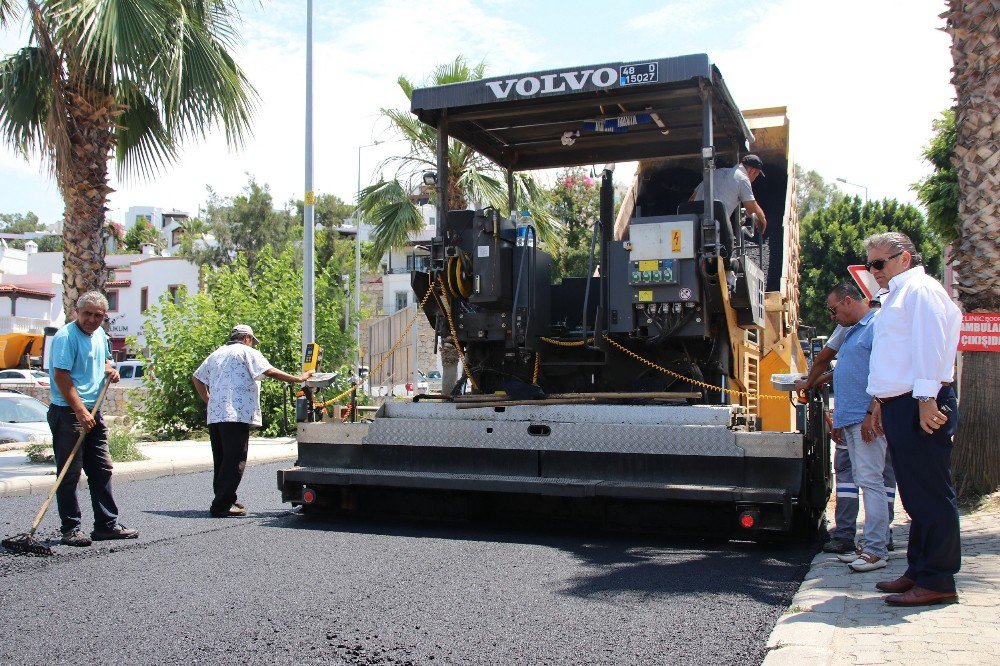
[
  {"left": 865, "top": 251, "right": 903, "bottom": 271},
  {"left": 827, "top": 299, "right": 845, "bottom": 316}
]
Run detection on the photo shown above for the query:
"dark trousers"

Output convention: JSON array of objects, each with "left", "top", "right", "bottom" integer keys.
[
  {"left": 881, "top": 385, "right": 961, "bottom": 593},
  {"left": 48, "top": 405, "right": 119, "bottom": 533},
  {"left": 208, "top": 421, "right": 251, "bottom": 512}
]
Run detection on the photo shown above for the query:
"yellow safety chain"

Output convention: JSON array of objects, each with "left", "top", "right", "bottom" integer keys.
[
  {"left": 540, "top": 336, "right": 594, "bottom": 347},
  {"left": 532, "top": 350, "right": 540, "bottom": 384},
  {"left": 435, "top": 276, "right": 481, "bottom": 392},
  {"left": 601, "top": 334, "right": 786, "bottom": 401}
]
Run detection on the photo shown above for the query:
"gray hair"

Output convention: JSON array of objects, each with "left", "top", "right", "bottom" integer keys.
[
  {"left": 76, "top": 291, "right": 109, "bottom": 311},
  {"left": 828, "top": 282, "right": 864, "bottom": 302},
  {"left": 863, "top": 232, "right": 922, "bottom": 266}
]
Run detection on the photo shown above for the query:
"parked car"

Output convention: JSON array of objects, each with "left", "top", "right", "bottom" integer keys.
[
  {"left": 116, "top": 359, "right": 148, "bottom": 387},
  {"left": 420, "top": 370, "right": 443, "bottom": 393},
  {"left": 0, "top": 390, "right": 51, "bottom": 444},
  {"left": 0, "top": 369, "right": 49, "bottom": 388}
]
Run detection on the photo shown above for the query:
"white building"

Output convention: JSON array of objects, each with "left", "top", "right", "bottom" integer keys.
[
  {"left": 123, "top": 205, "right": 191, "bottom": 256},
  {"left": 0, "top": 241, "right": 200, "bottom": 359}
]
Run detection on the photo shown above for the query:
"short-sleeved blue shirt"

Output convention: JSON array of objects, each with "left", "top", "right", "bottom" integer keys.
[
  {"left": 49, "top": 322, "right": 111, "bottom": 408},
  {"left": 832, "top": 310, "right": 877, "bottom": 428}
]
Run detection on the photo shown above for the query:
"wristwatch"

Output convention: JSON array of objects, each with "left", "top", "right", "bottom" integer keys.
[{"left": 917, "top": 396, "right": 936, "bottom": 403}]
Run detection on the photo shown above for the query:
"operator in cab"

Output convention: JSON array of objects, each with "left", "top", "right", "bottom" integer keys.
[{"left": 689, "top": 154, "right": 767, "bottom": 235}]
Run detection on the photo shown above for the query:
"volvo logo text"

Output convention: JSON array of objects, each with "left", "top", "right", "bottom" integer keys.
[{"left": 485, "top": 68, "right": 618, "bottom": 100}]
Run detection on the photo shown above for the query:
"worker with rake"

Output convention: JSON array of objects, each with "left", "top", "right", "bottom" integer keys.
[{"left": 49, "top": 291, "right": 138, "bottom": 547}]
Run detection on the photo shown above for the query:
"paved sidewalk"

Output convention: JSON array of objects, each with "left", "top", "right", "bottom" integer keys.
[
  {"left": 0, "top": 437, "right": 296, "bottom": 497},
  {"left": 764, "top": 498, "right": 1000, "bottom": 665}
]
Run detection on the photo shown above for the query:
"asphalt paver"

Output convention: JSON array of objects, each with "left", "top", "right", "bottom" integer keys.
[{"left": 0, "top": 463, "right": 817, "bottom": 665}]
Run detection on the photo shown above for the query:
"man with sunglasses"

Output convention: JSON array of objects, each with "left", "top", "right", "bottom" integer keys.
[{"left": 864, "top": 232, "right": 962, "bottom": 606}]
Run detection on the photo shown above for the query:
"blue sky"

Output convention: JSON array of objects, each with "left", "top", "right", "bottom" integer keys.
[{"left": 1, "top": 0, "right": 954, "bottom": 225}]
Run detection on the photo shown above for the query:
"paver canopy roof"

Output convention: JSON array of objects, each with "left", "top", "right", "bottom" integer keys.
[{"left": 410, "top": 54, "right": 753, "bottom": 171}]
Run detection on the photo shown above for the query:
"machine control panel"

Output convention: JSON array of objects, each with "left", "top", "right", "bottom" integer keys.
[{"left": 629, "top": 259, "right": 678, "bottom": 285}]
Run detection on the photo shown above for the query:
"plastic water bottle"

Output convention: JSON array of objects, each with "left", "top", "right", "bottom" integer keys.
[{"left": 516, "top": 210, "right": 531, "bottom": 247}]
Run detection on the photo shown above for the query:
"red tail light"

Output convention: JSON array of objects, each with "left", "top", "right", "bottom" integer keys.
[
  {"left": 739, "top": 510, "right": 760, "bottom": 529},
  {"left": 302, "top": 487, "right": 317, "bottom": 504}
]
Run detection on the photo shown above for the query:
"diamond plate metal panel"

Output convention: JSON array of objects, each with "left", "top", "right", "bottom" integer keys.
[
  {"left": 735, "top": 431, "right": 803, "bottom": 459},
  {"left": 364, "top": 418, "right": 740, "bottom": 456},
  {"left": 383, "top": 402, "right": 734, "bottom": 426}
]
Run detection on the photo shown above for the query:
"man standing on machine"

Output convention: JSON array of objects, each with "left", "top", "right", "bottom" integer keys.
[
  {"left": 192, "top": 325, "right": 313, "bottom": 517},
  {"left": 48, "top": 291, "right": 138, "bottom": 547},
  {"left": 689, "top": 154, "right": 768, "bottom": 235}
]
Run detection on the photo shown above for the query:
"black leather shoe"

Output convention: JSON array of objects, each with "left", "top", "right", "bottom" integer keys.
[
  {"left": 91, "top": 524, "right": 139, "bottom": 541},
  {"left": 210, "top": 504, "right": 247, "bottom": 518}
]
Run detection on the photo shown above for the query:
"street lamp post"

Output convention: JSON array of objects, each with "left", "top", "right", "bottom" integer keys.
[
  {"left": 836, "top": 177, "right": 868, "bottom": 203},
  {"left": 302, "top": 0, "right": 315, "bottom": 358},
  {"left": 355, "top": 141, "right": 381, "bottom": 379}
]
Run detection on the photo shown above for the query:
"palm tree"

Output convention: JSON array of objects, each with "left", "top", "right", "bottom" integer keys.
[
  {"left": 943, "top": 1, "right": 1000, "bottom": 502},
  {"left": 357, "top": 56, "right": 557, "bottom": 264},
  {"left": 0, "top": 0, "right": 256, "bottom": 318},
  {"left": 356, "top": 56, "right": 558, "bottom": 394}
]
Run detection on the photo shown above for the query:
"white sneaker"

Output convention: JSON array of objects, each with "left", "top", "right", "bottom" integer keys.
[
  {"left": 837, "top": 549, "right": 862, "bottom": 563},
  {"left": 849, "top": 553, "right": 888, "bottom": 572}
]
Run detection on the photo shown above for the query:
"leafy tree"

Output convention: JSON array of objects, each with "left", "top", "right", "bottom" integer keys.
[
  {"left": 548, "top": 168, "right": 601, "bottom": 281},
  {"left": 795, "top": 164, "right": 842, "bottom": 220},
  {"left": 799, "top": 197, "right": 941, "bottom": 332},
  {"left": 943, "top": 2, "right": 1000, "bottom": 503},
  {"left": 291, "top": 193, "right": 356, "bottom": 270},
  {"left": 913, "top": 110, "right": 959, "bottom": 244},
  {"left": 141, "top": 248, "right": 353, "bottom": 438},
  {"left": 357, "top": 55, "right": 558, "bottom": 266},
  {"left": 0, "top": 210, "right": 40, "bottom": 248},
  {"left": 0, "top": 0, "right": 256, "bottom": 318},
  {"left": 181, "top": 176, "right": 297, "bottom": 278},
  {"left": 122, "top": 217, "right": 162, "bottom": 252}
]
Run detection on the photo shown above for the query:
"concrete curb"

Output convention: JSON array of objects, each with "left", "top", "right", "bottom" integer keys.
[{"left": 0, "top": 448, "right": 295, "bottom": 498}]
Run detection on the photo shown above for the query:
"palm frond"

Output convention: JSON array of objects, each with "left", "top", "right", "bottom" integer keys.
[
  {"left": 115, "top": 80, "right": 177, "bottom": 180},
  {"left": 432, "top": 55, "right": 487, "bottom": 86},
  {"left": 457, "top": 168, "right": 507, "bottom": 211},
  {"left": 357, "top": 179, "right": 424, "bottom": 265},
  {"left": 0, "top": 47, "right": 53, "bottom": 155},
  {"left": 0, "top": 0, "right": 21, "bottom": 28},
  {"left": 397, "top": 75, "right": 414, "bottom": 101},
  {"left": 57, "top": 0, "right": 176, "bottom": 90},
  {"left": 382, "top": 107, "right": 436, "bottom": 156},
  {"left": 516, "top": 172, "right": 562, "bottom": 246}
]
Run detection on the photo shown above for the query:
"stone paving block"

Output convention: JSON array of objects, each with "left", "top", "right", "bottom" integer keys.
[
  {"left": 767, "top": 614, "right": 837, "bottom": 648},
  {"left": 762, "top": 645, "right": 833, "bottom": 666}
]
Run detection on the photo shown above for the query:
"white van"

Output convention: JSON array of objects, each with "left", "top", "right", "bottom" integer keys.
[{"left": 116, "top": 360, "right": 147, "bottom": 387}]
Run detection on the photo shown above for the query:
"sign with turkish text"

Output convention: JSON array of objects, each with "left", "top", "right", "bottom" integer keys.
[{"left": 958, "top": 313, "right": 1000, "bottom": 352}]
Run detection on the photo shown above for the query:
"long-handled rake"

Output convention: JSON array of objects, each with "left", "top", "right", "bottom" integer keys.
[{"left": 2, "top": 380, "right": 111, "bottom": 556}]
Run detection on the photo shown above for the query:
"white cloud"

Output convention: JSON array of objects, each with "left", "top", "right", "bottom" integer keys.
[
  {"left": 715, "top": 0, "right": 953, "bottom": 203},
  {"left": 0, "top": 0, "right": 956, "bottom": 224}
]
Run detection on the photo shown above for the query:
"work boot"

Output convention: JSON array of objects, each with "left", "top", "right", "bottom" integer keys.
[
  {"left": 61, "top": 529, "right": 92, "bottom": 547},
  {"left": 822, "top": 538, "right": 855, "bottom": 554},
  {"left": 91, "top": 524, "right": 139, "bottom": 541}
]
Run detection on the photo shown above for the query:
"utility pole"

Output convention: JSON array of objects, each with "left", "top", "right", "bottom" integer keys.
[{"left": 302, "top": 0, "right": 315, "bottom": 357}]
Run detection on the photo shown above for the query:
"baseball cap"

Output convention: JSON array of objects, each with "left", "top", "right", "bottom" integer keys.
[
  {"left": 741, "top": 154, "right": 765, "bottom": 176},
  {"left": 231, "top": 324, "right": 259, "bottom": 344}
]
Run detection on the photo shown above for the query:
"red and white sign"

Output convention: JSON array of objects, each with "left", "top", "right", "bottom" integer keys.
[
  {"left": 959, "top": 313, "right": 1000, "bottom": 352},
  {"left": 848, "top": 265, "right": 880, "bottom": 302}
]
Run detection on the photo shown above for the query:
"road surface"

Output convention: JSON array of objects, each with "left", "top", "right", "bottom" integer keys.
[{"left": 0, "top": 463, "right": 816, "bottom": 665}]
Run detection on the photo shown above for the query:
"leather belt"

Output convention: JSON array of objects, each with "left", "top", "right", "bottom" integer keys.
[{"left": 876, "top": 383, "right": 952, "bottom": 405}]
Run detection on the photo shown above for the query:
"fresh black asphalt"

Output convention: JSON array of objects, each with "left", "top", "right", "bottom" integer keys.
[{"left": 1, "top": 462, "right": 817, "bottom": 665}]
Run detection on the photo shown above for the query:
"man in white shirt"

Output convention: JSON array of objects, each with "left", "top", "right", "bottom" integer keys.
[
  {"left": 864, "top": 232, "right": 962, "bottom": 606},
  {"left": 192, "top": 325, "right": 313, "bottom": 517}
]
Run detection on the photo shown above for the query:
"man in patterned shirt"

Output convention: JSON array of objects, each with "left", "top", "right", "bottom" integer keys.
[{"left": 192, "top": 325, "right": 313, "bottom": 517}]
